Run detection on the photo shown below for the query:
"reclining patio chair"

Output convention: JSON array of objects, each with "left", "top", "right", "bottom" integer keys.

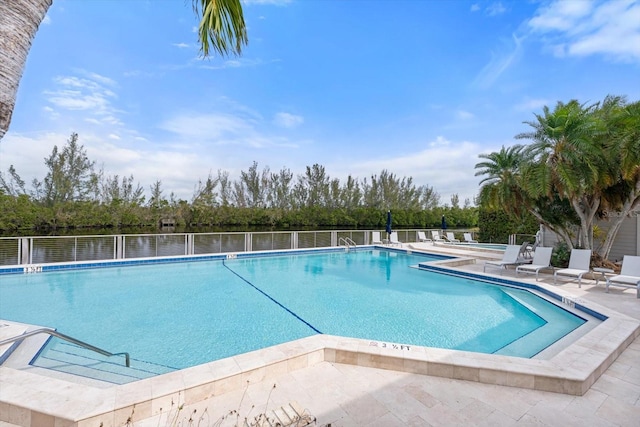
[
  {"left": 515, "top": 247, "right": 553, "bottom": 281},
  {"left": 606, "top": 255, "right": 640, "bottom": 298},
  {"left": 484, "top": 245, "right": 528, "bottom": 274},
  {"left": 554, "top": 249, "right": 592, "bottom": 286}
]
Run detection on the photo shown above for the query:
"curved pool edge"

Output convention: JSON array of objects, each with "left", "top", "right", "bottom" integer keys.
[
  {"left": 2, "top": 246, "right": 640, "bottom": 426},
  {"left": 1, "top": 308, "right": 639, "bottom": 426}
]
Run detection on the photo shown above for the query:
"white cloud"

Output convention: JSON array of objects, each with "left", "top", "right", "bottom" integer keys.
[
  {"left": 42, "top": 15, "right": 52, "bottom": 25},
  {"left": 336, "top": 136, "right": 483, "bottom": 203},
  {"left": 43, "top": 72, "right": 122, "bottom": 126},
  {"left": 473, "top": 33, "right": 523, "bottom": 88},
  {"left": 515, "top": 98, "right": 550, "bottom": 112},
  {"left": 457, "top": 110, "right": 475, "bottom": 120},
  {"left": 172, "top": 42, "right": 190, "bottom": 49},
  {"left": 470, "top": 4, "right": 481, "bottom": 13},
  {"left": 243, "top": 0, "right": 292, "bottom": 5},
  {"left": 273, "top": 112, "right": 304, "bottom": 128},
  {"left": 487, "top": 2, "right": 507, "bottom": 16},
  {"left": 528, "top": 0, "right": 640, "bottom": 63}
]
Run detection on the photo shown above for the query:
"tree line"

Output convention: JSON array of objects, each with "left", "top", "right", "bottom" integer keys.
[
  {"left": 475, "top": 95, "right": 640, "bottom": 259},
  {"left": 0, "top": 133, "right": 478, "bottom": 233}
]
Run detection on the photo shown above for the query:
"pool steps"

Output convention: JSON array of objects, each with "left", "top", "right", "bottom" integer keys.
[{"left": 32, "top": 339, "right": 176, "bottom": 384}]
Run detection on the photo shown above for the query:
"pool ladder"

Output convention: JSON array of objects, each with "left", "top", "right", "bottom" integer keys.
[
  {"left": 0, "top": 327, "right": 130, "bottom": 367},
  {"left": 339, "top": 237, "right": 357, "bottom": 251}
]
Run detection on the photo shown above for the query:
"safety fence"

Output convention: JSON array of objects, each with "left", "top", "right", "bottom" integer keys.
[{"left": 0, "top": 229, "right": 466, "bottom": 266}]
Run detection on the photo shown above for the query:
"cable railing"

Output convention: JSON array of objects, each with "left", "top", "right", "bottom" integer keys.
[
  {"left": 0, "top": 328, "right": 130, "bottom": 367},
  {"left": 0, "top": 229, "right": 482, "bottom": 267}
]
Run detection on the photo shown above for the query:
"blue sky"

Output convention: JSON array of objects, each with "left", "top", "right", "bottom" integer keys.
[{"left": 2, "top": 0, "right": 639, "bottom": 204}]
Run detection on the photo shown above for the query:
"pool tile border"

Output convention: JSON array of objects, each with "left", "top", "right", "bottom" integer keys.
[
  {"left": 1, "top": 310, "right": 639, "bottom": 427},
  {"left": 2, "top": 248, "right": 639, "bottom": 426}
]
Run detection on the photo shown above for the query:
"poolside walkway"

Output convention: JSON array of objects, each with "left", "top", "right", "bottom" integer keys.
[
  {"left": 1, "top": 246, "right": 638, "bottom": 427},
  {"left": 128, "top": 249, "right": 640, "bottom": 427}
]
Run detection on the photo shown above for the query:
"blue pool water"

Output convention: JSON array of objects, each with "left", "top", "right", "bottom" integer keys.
[{"left": 0, "top": 249, "right": 584, "bottom": 369}]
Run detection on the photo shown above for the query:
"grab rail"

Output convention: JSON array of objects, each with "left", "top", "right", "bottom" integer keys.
[
  {"left": 338, "top": 237, "right": 357, "bottom": 249},
  {"left": 0, "top": 328, "right": 130, "bottom": 367}
]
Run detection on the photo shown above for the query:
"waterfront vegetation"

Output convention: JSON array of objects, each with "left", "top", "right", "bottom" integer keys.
[
  {"left": 475, "top": 95, "right": 640, "bottom": 259},
  {"left": 0, "top": 133, "right": 478, "bottom": 235}
]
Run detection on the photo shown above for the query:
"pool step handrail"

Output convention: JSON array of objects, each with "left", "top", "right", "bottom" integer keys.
[
  {"left": 0, "top": 327, "right": 130, "bottom": 367},
  {"left": 338, "top": 237, "right": 357, "bottom": 250}
]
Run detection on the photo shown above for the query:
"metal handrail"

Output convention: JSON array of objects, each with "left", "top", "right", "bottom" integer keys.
[
  {"left": 339, "top": 237, "right": 357, "bottom": 249},
  {"left": 0, "top": 328, "right": 130, "bottom": 367}
]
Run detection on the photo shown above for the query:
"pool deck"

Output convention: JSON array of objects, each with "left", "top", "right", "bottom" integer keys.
[{"left": 1, "top": 244, "right": 640, "bottom": 426}]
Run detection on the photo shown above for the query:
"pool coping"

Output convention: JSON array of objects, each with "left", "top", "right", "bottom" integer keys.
[{"left": 1, "top": 248, "right": 639, "bottom": 426}]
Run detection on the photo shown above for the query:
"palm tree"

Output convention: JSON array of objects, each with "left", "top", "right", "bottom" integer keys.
[
  {"left": 596, "top": 97, "right": 640, "bottom": 258},
  {"left": 474, "top": 145, "right": 525, "bottom": 214},
  {"left": 0, "top": 0, "right": 247, "bottom": 141},
  {"left": 516, "top": 100, "right": 607, "bottom": 250}
]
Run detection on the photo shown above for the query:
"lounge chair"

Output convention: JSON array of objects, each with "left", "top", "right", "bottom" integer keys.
[
  {"left": 446, "top": 232, "right": 460, "bottom": 243},
  {"left": 463, "top": 233, "right": 478, "bottom": 243},
  {"left": 431, "top": 230, "right": 445, "bottom": 243},
  {"left": 554, "top": 249, "right": 592, "bottom": 286},
  {"left": 606, "top": 255, "right": 640, "bottom": 298},
  {"left": 389, "top": 231, "right": 402, "bottom": 246},
  {"left": 483, "top": 245, "right": 527, "bottom": 274},
  {"left": 518, "top": 241, "right": 531, "bottom": 258},
  {"left": 417, "top": 231, "right": 432, "bottom": 243},
  {"left": 371, "top": 231, "right": 383, "bottom": 245},
  {"left": 516, "top": 247, "right": 553, "bottom": 281}
]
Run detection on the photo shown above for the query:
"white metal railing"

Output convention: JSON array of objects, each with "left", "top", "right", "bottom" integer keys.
[{"left": 0, "top": 229, "right": 480, "bottom": 267}]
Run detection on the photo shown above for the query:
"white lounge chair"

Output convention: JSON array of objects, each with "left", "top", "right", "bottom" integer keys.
[
  {"left": 417, "top": 231, "right": 432, "bottom": 243},
  {"left": 389, "top": 231, "right": 402, "bottom": 246},
  {"left": 484, "top": 245, "right": 527, "bottom": 274},
  {"left": 554, "top": 249, "right": 592, "bottom": 286},
  {"left": 431, "top": 230, "right": 445, "bottom": 243},
  {"left": 518, "top": 241, "right": 531, "bottom": 258},
  {"left": 445, "top": 232, "right": 460, "bottom": 243},
  {"left": 371, "top": 231, "right": 383, "bottom": 245},
  {"left": 606, "top": 255, "right": 640, "bottom": 298},
  {"left": 516, "top": 247, "right": 553, "bottom": 281},
  {"left": 463, "top": 233, "right": 478, "bottom": 243}
]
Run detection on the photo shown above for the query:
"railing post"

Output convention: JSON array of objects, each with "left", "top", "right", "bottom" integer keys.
[
  {"left": 185, "top": 234, "right": 191, "bottom": 255},
  {"left": 245, "top": 232, "right": 252, "bottom": 252},
  {"left": 20, "top": 238, "right": 30, "bottom": 264},
  {"left": 292, "top": 232, "right": 298, "bottom": 249},
  {"left": 115, "top": 235, "right": 124, "bottom": 259}
]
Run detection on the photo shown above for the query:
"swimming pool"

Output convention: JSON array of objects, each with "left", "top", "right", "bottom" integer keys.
[
  {"left": 453, "top": 242, "right": 507, "bottom": 250},
  {"left": 0, "top": 248, "right": 585, "bottom": 375}
]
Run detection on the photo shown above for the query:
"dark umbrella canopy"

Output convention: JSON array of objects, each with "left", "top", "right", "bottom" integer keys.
[
  {"left": 386, "top": 210, "right": 392, "bottom": 235},
  {"left": 441, "top": 215, "right": 447, "bottom": 230}
]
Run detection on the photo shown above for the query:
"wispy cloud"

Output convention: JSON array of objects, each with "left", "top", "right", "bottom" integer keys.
[
  {"left": 456, "top": 110, "right": 475, "bottom": 120},
  {"left": 515, "top": 98, "right": 551, "bottom": 112},
  {"left": 470, "top": 2, "right": 507, "bottom": 16},
  {"left": 346, "top": 136, "right": 483, "bottom": 202},
  {"left": 273, "top": 112, "right": 304, "bottom": 128},
  {"left": 243, "top": 0, "right": 293, "bottom": 5},
  {"left": 197, "top": 57, "right": 277, "bottom": 70},
  {"left": 486, "top": 2, "right": 507, "bottom": 16},
  {"left": 172, "top": 42, "right": 190, "bottom": 49},
  {"left": 473, "top": 33, "right": 524, "bottom": 89},
  {"left": 528, "top": 0, "right": 640, "bottom": 63}
]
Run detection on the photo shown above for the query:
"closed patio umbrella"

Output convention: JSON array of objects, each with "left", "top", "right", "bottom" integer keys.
[
  {"left": 441, "top": 215, "right": 447, "bottom": 231},
  {"left": 386, "top": 210, "right": 392, "bottom": 240}
]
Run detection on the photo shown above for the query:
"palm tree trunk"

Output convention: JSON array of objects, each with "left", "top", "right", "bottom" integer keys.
[{"left": 0, "top": 0, "right": 52, "bottom": 141}]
